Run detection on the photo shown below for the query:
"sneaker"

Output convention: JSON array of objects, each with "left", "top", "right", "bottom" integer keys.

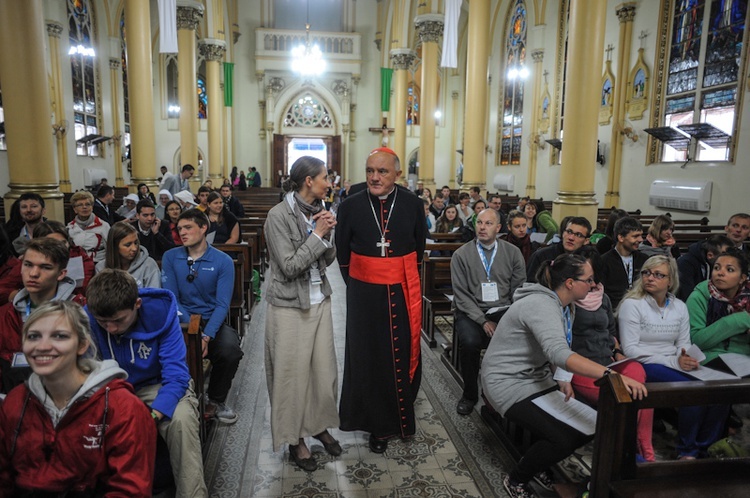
[
  {"left": 209, "top": 400, "right": 238, "bottom": 424},
  {"left": 503, "top": 474, "right": 535, "bottom": 498},
  {"left": 532, "top": 469, "right": 554, "bottom": 491}
]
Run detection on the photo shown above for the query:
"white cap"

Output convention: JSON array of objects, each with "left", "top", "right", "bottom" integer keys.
[
  {"left": 158, "top": 189, "right": 173, "bottom": 200},
  {"left": 174, "top": 190, "right": 198, "bottom": 206},
  {"left": 123, "top": 193, "right": 140, "bottom": 203}
]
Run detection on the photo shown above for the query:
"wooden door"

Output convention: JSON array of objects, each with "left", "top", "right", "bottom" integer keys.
[
  {"left": 328, "top": 135, "right": 341, "bottom": 175},
  {"left": 272, "top": 134, "right": 286, "bottom": 188}
]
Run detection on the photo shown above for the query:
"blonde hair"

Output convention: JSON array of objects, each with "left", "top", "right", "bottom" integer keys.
[
  {"left": 22, "top": 301, "right": 98, "bottom": 373},
  {"left": 70, "top": 190, "right": 94, "bottom": 207},
  {"left": 620, "top": 255, "right": 679, "bottom": 303}
]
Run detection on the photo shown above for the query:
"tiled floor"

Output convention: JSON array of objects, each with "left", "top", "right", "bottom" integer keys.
[{"left": 203, "top": 261, "right": 519, "bottom": 497}]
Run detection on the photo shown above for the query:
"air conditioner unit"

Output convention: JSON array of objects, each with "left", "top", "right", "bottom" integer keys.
[
  {"left": 83, "top": 168, "right": 108, "bottom": 187},
  {"left": 648, "top": 179, "right": 712, "bottom": 212},
  {"left": 493, "top": 173, "right": 515, "bottom": 192}
]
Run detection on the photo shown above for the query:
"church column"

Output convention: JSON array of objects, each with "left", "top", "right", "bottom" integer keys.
[
  {"left": 526, "top": 49, "right": 544, "bottom": 198},
  {"left": 46, "top": 21, "right": 71, "bottom": 193},
  {"left": 389, "top": 49, "right": 416, "bottom": 163},
  {"left": 0, "top": 0, "right": 63, "bottom": 220},
  {"left": 462, "top": 0, "right": 491, "bottom": 190},
  {"left": 415, "top": 14, "right": 444, "bottom": 193},
  {"left": 198, "top": 38, "right": 226, "bottom": 182},
  {"left": 551, "top": 0, "right": 607, "bottom": 224},
  {"left": 177, "top": 1, "right": 204, "bottom": 174},
  {"left": 605, "top": 3, "right": 636, "bottom": 208},
  {"left": 109, "top": 58, "right": 125, "bottom": 187},
  {"left": 125, "top": 0, "right": 157, "bottom": 191},
  {"left": 450, "top": 91, "right": 459, "bottom": 187}
]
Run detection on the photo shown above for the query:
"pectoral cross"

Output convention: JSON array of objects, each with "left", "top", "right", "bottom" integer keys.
[{"left": 377, "top": 237, "right": 390, "bottom": 257}]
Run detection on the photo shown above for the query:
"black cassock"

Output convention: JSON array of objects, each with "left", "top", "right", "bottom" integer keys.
[{"left": 335, "top": 186, "right": 427, "bottom": 438}]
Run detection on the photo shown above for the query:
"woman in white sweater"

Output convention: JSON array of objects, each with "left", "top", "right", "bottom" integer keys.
[{"left": 618, "top": 255, "right": 728, "bottom": 459}]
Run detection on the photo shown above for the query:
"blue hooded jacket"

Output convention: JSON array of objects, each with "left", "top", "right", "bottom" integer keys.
[{"left": 86, "top": 287, "right": 189, "bottom": 418}]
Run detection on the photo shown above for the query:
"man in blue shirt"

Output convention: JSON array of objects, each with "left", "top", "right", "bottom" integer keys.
[
  {"left": 161, "top": 209, "right": 243, "bottom": 424},
  {"left": 86, "top": 269, "right": 207, "bottom": 496}
]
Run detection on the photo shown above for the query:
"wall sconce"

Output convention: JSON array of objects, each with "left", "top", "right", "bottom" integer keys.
[
  {"left": 110, "top": 133, "right": 123, "bottom": 146},
  {"left": 529, "top": 133, "right": 546, "bottom": 150},
  {"left": 485, "top": 144, "right": 493, "bottom": 154},
  {"left": 597, "top": 140, "right": 606, "bottom": 165},
  {"left": 51, "top": 120, "right": 68, "bottom": 139}
]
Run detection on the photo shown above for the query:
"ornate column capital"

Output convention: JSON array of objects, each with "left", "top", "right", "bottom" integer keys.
[
  {"left": 531, "top": 49, "right": 544, "bottom": 63},
  {"left": 109, "top": 58, "right": 121, "bottom": 70},
  {"left": 266, "top": 77, "right": 285, "bottom": 95},
  {"left": 616, "top": 3, "right": 636, "bottom": 23},
  {"left": 452, "top": 91, "right": 459, "bottom": 100},
  {"left": 256, "top": 71, "right": 265, "bottom": 83},
  {"left": 258, "top": 100, "right": 266, "bottom": 110},
  {"left": 198, "top": 38, "right": 227, "bottom": 61},
  {"left": 46, "top": 21, "right": 63, "bottom": 38},
  {"left": 390, "top": 48, "right": 417, "bottom": 71},
  {"left": 415, "top": 14, "right": 444, "bottom": 44},
  {"left": 176, "top": 0, "right": 204, "bottom": 31},
  {"left": 332, "top": 80, "right": 349, "bottom": 97}
]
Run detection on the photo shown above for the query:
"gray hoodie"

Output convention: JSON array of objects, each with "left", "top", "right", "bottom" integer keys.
[
  {"left": 95, "top": 246, "right": 161, "bottom": 288},
  {"left": 12, "top": 276, "right": 79, "bottom": 323},
  {"left": 481, "top": 283, "right": 576, "bottom": 416},
  {"left": 27, "top": 359, "right": 127, "bottom": 427}
]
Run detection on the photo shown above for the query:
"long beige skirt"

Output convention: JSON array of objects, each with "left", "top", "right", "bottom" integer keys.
[{"left": 265, "top": 299, "right": 340, "bottom": 451}]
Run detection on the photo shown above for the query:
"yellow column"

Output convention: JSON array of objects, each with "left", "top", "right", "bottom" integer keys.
[
  {"left": 46, "top": 21, "right": 71, "bottom": 194},
  {"left": 125, "top": 0, "right": 157, "bottom": 190},
  {"left": 552, "top": 0, "right": 607, "bottom": 224},
  {"left": 605, "top": 3, "right": 636, "bottom": 208},
  {"left": 177, "top": 1, "right": 204, "bottom": 174},
  {"left": 415, "top": 14, "right": 443, "bottom": 192},
  {"left": 462, "top": 0, "right": 491, "bottom": 189},
  {"left": 0, "top": 0, "right": 63, "bottom": 220},
  {"left": 450, "top": 91, "right": 459, "bottom": 188},
  {"left": 526, "top": 49, "right": 545, "bottom": 198},
  {"left": 109, "top": 58, "right": 125, "bottom": 187},
  {"left": 199, "top": 38, "right": 226, "bottom": 182},
  {"left": 389, "top": 49, "right": 415, "bottom": 164}
]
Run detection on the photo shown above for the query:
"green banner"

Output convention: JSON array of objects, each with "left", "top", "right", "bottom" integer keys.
[
  {"left": 223, "top": 62, "right": 234, "bottom": 107},
  {"left": 380, "top": 67, "right": 393, "bottom": 112}
]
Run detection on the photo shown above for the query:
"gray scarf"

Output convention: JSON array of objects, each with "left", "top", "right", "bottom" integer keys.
[{"left": 292, "top": 192, "right": 328, "bottom": 278}]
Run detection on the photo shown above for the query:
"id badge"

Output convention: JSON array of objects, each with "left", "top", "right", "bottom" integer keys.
[
  {"left": 481, "top": 282, "right": 499, "bottom": 302},
  {"left": 310, "top": 267, "right": 322, "bottom": 284},
  {"left": 12, "top": 352, "right": 29, "bottom": 368}
]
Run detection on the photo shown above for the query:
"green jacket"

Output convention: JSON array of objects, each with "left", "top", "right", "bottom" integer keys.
[
  {"left": 686, "top": 280, "right": 750, "bottom": 364},
  {"left": 535, "top": 210, "right": 559, "bottom": 244}
]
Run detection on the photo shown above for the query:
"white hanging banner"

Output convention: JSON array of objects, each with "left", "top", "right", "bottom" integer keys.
[
  {"left": 440, "top": 0, "right": 460, "bottom": 68},
  {"left": 159, "top": 0, "right": 178, "bottom": 54}
]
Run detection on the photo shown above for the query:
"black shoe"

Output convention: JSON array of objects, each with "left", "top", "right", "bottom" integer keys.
[
  {"left": 289, "top": 444, "right": 317, "bottom": 471},
  {"left": 314, "top": 432, "right": 343, "bottom": 456},
  {"left": 456, "top": 397, "right": 476, "bottom": 416},
  {"left": 368, "top": 434, "right": 388, "bottom": 453},
  {"left": 728, "top": 408, "right": 744, "bottom": 429}
]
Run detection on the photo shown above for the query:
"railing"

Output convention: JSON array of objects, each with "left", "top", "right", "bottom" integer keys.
[{"left": 255, "top": 28, "right": 361, "bottom": 60}]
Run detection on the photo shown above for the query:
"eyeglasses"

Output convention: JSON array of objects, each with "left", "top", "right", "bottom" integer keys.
[
  {"left": 564, "top": 228, "right": 588, "bottom": 239},
  {"left": 640, "top": 270, "right": 668, "bottom": 280},
  {"left": 187, "top": 257, "right": 198, "bottom": 282},
  {"left": 573, "top": 277, "right": 596, "bottom": 285}
]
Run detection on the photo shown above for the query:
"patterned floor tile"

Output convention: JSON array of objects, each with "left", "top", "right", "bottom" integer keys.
[
  {"left": 435, "top": 453, "right": 473, "bottom": 483},
  {"left": 250, "top": 464, "right": 283, "bottom": 497},
  {"left": 338, "top": 458, "right": 394, "bottom": 491}
]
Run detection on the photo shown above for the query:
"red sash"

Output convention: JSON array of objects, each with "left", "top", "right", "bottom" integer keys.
[{"left": 349, "top": 252, "right": 422, "bottom": 381}]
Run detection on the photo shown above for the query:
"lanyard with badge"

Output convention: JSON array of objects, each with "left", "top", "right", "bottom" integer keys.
[
  {"left": 553, "top": 305, "right": 574, "bottom": 383},
  {"left": 304, "top": 213, "right": 322, "bottom": 284},
  {"left": 476, "top": 242, "right": 499, "bottom": 302}
]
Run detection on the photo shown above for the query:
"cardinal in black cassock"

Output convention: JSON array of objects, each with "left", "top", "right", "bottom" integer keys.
[{"left": 335, "top": 148, "right": 427, "bottom": 448}]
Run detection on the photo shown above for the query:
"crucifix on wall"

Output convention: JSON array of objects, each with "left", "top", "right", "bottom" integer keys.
[{"left": 368, "top": 118, "right": 394, "bottom": 147}]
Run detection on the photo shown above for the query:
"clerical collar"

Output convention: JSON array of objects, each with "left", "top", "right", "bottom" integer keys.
[{"left": 370, "top": 187, "right": 396, "bottom": 200}]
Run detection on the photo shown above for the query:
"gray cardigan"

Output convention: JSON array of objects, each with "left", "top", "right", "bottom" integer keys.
[
  {"left": 450, "top": 239, "right": 526, "bottom": 325},
  {"left": 481, "top": 283, "right": 575, "bottom": 416},
  {"left": 264, "top": 194, "right": 336, "bottom": 309}
]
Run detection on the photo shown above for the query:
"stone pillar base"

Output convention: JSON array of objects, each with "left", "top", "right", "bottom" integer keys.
[{"left": 552, "top": 190, "right": 598, "bottom": 227}]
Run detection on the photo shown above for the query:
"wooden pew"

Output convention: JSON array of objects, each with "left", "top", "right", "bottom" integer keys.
[
  {"left": 182, "top": 314, "right": 207, "bottom": 443},
  {"left": 589, "top": 375, "right": 750, "bottom": 498},
  {"left": 214, "top": 243, "right": 257, "bottom": 318},
  {"left": 421, "top": 255, "right": 453, "bottom": 348}
]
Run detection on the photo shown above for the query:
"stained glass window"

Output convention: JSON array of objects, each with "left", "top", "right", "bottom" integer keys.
[
  {"left": 662, "top": 0, "right": 747, "bottom": 162},
  {"left": 163, "top": 51, "right": 207, "bottom": 119},
  {"left": 284, "top": 94, "right": 333, "bottom": 128},
  {"left": 68, "top": 0, "right": 99, "bottom": 157},
  {"left": 198, "top": 75, "right": 207, "bottom": 119},
  {"left": 407, "top": 84, "right": 420, "bottom": 126},
  {"left": 120, "top": 11, "right": 130, "bottom": 147},
  {"left": 499, "top": 0, "right": 527, "bottom": 166}
]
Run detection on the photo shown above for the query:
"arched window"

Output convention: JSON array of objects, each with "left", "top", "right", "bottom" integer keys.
[
  {"left": 652, "top": 0, "right": 748, "bottom": 162},
  {"left": 284, "top": 93, "right": 333, "bottom": 128},
  {"left": 498, "top": 0, "right": 527, "bottom": 165},
  {"left": 551, "top": 0, "right": 570, "bottom": 165},
  {"left": 68, "top": 0, "right": 100, "bottom": 157},
  {"left": 163, "top": 52, "right": 208, "bottom": 119}
]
